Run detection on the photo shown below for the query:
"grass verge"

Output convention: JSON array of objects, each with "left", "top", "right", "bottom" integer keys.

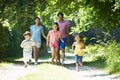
[{"left": 18, "top": 63, "right": 75, "bottom": 80}]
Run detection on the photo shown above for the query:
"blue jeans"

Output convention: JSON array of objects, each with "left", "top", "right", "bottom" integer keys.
[{"left": 75, "top": 55, "right": 83, "bottom": 63}]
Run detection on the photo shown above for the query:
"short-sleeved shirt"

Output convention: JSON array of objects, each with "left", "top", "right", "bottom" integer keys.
[
  {"left": 30, "top": 25, "right": 43, "bottom": 44},
  {"left": 21, "top": 40, "right": 35, "bottom": 53},
  {"left": 74, "top": 42, "right": 84, "bottom": 56},
  {"left": 57, "top": 20, "right": 69, "bottom": 38}
]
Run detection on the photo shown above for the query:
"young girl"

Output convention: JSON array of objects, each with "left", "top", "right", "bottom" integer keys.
[
  {"left": 20, "top": 31, "right": 37, "bottom": 67},
  {"left": 72, "top": 34, "right": 85, "bottom": 71},
  {"left": 46, "top": 22, "right": 64, "bottom": 64}
]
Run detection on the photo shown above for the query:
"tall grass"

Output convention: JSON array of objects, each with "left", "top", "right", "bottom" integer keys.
[{"left": 86, "top": 41, "right": 120, "bottom": 75}]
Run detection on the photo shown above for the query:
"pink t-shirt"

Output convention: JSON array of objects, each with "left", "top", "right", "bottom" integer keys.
[
  {"left": 49, "top": 30, "right": 61, "bottom": 48},
  {"left": 57, "top": 20, "right": 69, "bottom": 38}
]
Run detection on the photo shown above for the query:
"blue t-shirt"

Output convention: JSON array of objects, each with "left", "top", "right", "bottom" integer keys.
[{"left": 30, "top": 25, "right": 43, "bottom": 44}]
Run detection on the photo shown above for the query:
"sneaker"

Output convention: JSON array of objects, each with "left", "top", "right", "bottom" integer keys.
[
  {"left": 61, "top": 62, "right": 64, "bottom": 65},
  {"left": 34, "top": 62, "right": 38, "bottom": 65},
  {"left": 28, "top": 59, "right": 32, "bottom": 65},
  {"left": 24, "top": 64, "right": 27, "bottom": 68}
]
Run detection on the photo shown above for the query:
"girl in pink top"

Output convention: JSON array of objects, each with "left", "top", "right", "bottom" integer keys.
[{"left": 46, "top": 22, "right": 64, "bottom": 64}]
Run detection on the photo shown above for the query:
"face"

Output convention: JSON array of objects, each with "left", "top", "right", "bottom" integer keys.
[
  {"left": 75, "top": 35, "right": 81, "bottom": 42},
  {"left": 52, "top": 24, "right": 58, "bottom": 31},
  {"left": 58, "top": 14, "right": 63, "bottom": 20},
  {"left": 35, "top": 18, "right": 40, "bottom": 24},
  {"left": 24, "top": 35, "right": 31, "bottom": 40}
]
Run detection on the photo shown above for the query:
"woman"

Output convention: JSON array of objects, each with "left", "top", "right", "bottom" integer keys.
[{"left": 30, "top": 17, "right": 46, "bottom": 65}]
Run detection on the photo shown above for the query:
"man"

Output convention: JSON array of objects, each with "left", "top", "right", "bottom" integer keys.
[{"left": 57, "top": 12, "right": 69, "bottom": 64}]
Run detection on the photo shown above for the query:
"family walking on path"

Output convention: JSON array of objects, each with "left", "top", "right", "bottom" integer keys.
[{"left": 20, "top": 12, "right": 85, "bottom": 71}]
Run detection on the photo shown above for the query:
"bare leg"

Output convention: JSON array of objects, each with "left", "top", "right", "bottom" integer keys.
[
  {"left": 61, "top": 49, "right": 65, "bottom": 63},
  {"left": 54, "top": 48, "right": 58, "bottom": 64},
  {"left": 33, "top": 46, "right": 39, "bottom": 63},
  {"left": 76, "top": 63, "right": 79, "bottom": 71},
  {"left": 51, "top": 48, "right": 55, "bottom": 63},
  {"left": 58, "top": 49, "right": 61, "bottom": 64}
]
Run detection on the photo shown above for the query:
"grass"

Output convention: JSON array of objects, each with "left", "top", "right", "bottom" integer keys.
[
  {"left": 18, "top": 63, "right": 75, "bottom": 80},
  {"left": 0, "top": 62, "right": 12, "bottom": 67}
]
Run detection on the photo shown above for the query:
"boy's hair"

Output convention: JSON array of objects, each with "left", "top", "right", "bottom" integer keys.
[
  {"left": 23, "top": 31, "right": 31, "bottom": 37},
  {"left": 57, "top": 12, "right": 64, "bottom": 17}
]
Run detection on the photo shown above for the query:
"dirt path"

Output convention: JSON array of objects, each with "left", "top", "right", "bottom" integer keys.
[{"left": 0, "top": 53, "right": 120, "bottom": 80}]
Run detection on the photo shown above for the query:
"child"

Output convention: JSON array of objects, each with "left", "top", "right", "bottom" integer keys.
[
  {"left": 72, "top": 34, "right": 85, "bottom": 71},
  {"left": 20, "top": 31, "right": 37, "bottom": 67},
  {"left": 46, "top": 22, "right": 64, "bottom": 64}
]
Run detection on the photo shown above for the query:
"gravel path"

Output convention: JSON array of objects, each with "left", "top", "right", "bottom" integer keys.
[{"left": 0, "top": 53, "right": 119, "bottom": 80}]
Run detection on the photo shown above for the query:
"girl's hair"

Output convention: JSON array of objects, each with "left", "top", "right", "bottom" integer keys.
[
  {"left": 53, "top": 22, "right": 59, "bottom": 31},
  {"left": 75, "top": 34, "right": 81, "bottom": 38},
  {"left": 34, "top": 17, "right": 41, "bottom": 25}
]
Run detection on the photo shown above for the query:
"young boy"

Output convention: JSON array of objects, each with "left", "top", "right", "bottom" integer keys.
[
  {"left": 20, "top": 31, "right": 36, "bottom": 67},
  {"left": 72, "top": 34, "right": 85, "bottom": 71}
]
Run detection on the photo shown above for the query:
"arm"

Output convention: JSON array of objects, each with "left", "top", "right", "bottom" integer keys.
[
  {"left": 59, "top": 32, "right": 64, "bottom": 43},
  {"left": 42, "top": 32, "right": 47, "bottom": 39},
  {"left": 66, "top": 23, "right": 69, "bottom": 37},
  {"left": 72, "top": 42, "right": 75, "bottom": 52},
  {"left": 20, "top": 41, "right": 25, "bottom": 48},
  {"left": 46, "top": 32, "right": 50, "bottom": 46}
]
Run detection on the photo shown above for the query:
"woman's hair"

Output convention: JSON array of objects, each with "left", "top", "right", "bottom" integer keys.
[
  {"left": 53, "top": 22, "right": 59, "bottom": 31},
  {"left": 34, "top": 17, "right": 41, "bottom": 25}
]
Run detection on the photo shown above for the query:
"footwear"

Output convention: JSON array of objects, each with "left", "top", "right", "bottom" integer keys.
[
  {"left": 34, "top": 62, "right": 38, "bottom": 65},
  {"left": 61, "top": 62, "right": 64, "bottom": 65},
  {"left": 24, "top": 64, "right": 27, "bottom": 68},
  {"left": 28, "top": 59, "right": 32, "bottom": 64}
]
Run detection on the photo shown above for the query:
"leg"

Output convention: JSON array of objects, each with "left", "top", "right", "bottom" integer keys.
[
  {"left": 51, "top": 48, "right": 55, "bottom": 63},
  {"left": 76, "top": 63, "right": 79, "bottom": 71},
  {"left": 61, "top": 49, "right": 65, "bottom": 64},
  {"left": 54, "top": 48, "right": 58, "bottom": 64},
  {"left": 33, "top": 46, "right": 39, "bottom": 64},
  {"left": 58, "top": 49, "right": 61, "bottom": 64},
  {"left": 79, "top": 56, "right": 83, "bottom": 66},
  {"left": 75, "top": 55, "right": 79, "bottom": 71}
]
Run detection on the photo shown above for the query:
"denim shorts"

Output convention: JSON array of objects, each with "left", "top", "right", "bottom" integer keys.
[
  {"left": 75, "top": 55, "right": 83, "bottom": 63},
  {"left": 58, "top": 37, "right": 67, "bottom": 49}
]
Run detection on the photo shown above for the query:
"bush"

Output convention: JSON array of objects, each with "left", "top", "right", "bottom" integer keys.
[{"left": 86, "top": 41, "right": 120, "bottom": 73}]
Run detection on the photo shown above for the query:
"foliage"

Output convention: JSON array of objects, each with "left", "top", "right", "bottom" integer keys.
[
  {"left": 86, "top": 40, "right": 120, "bottom": 74},
  {"left": 0, "top": 0, "right": 120, "bottom": 58}
]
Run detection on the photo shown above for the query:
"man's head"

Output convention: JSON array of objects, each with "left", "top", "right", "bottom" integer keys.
[{"left": 57, "top": 12, "right": 64, "bottom": 20}]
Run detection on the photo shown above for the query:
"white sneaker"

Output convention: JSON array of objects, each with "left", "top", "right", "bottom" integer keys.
[
  {"left": 61, "top": 62, "right": 64, "bottom": 65},
  {"left": 34, "top": 62, "right": 38, "bottom": 65}
]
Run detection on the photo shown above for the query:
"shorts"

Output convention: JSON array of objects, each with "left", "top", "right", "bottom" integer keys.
[
  {"left": 49, "top": 42, "right": 59, "bottom": 49},
  {"left": 58, "top": 37, "right": 67, "bottom": 49},
  {"left": 75, "top": 55, "right": 83, "bottom": 63},
  {"left": 34, "top": 42, "right": 41, "bottom": 48},
  {"left": 23, "top": 51, "right": 32, "bottom": 62}
]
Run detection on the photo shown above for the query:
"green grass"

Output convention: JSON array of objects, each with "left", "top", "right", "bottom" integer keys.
[
  {"left": 0, "top": 62, "right": 12, "bottom": 67},
  {"left": 18, "top": 63, "right": 75, "bottom": 80}
]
